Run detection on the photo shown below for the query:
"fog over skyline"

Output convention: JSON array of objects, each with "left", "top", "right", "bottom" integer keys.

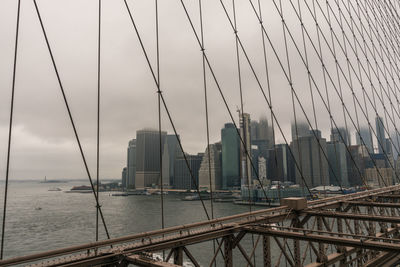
[{"left": 0, "top": 0, "right": 395, "bottom": 180}]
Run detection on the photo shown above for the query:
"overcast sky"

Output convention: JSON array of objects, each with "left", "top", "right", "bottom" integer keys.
[{"left": 0, "top": 0, "right": 396, "bottom": 180}]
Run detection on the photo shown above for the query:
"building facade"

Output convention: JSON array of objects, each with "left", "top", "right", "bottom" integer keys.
[
  {"left": 135, "top": 129, "right": 166, "bottom": 188},
  {"left": 126, "top": 139, "right": 136, "bottom": 188},
  {"left": 290, "top": 130, "right": 329, "bottom": 188},
  {"left": 173, "top": 154, "right": 203, "bottom": 190},
  {"left": 221, "top": 123, "right": 240, "bottom": 189},
  {"left": 198, "top": 143, "right": 222, "bottom": 191},
  {"left": 376, "top": 116, "right": 385, "bottom": 154},
  {"left": 162, "top": 134, "right": 181, "bottom": 187}
]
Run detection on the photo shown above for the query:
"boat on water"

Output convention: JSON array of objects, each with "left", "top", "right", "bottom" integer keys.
[
  {"left": 182, "top": 194, "right": 210, "bottom": 201},
  {"left": 48, "top": 187, "right": 62, "bottom": 191},
  {"left": 112, "top": 193, "right": 129, "bottom": 196},
  {"left": 65, "top": 185, "right": 92, "bottom": 193}
]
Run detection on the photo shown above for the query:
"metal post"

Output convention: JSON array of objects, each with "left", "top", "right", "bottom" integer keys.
[
  {"left": 336, "top": 207, "right": 346, "bottom": 267},
  {"left": 317, "top": 216, "right": 326, "bottom": 263},
  {"left": 292, "top": 217, "right": 301, "bottom": 267},
  {"left": 224, "top": 236, "right": 233, "bottom": 267},
  {"left": 173, "top": 247, "right": 183, "bottom": 265},
  {"left": 263, "top": 235, "right": 271, "bottom": 267},
  {"left": 352, "top": 206, "right": 362, "bottom": 267}
]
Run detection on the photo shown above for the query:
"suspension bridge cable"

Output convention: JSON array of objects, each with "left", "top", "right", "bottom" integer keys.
[
  {"left": 277, "top": 0, "right": 398, "bottom": 186},
  {"left": 364, "top": 0, "right": 400, "bottom": 155},
  {"left": 309, "top": 0, "right": 345, "bottom": 189},
  {"left": 122, "top": 1, "right": 228, "bottom": 260},
  {"left": 154, "top": 0, "right": 165, "bottom": 260},
  {"left": 293, "top": 0, "right": 330, "bottom": 191},
  {"left": 219, "top": 0, "right": 347, "bottom": 192},
  {"left": 180, "top": 0, "right": 313, "bottom": 197},
  {"left": 32, "top": 0, "right": 111, "bottom": 239},
  {"left": 277, "top": 0, "right": 306, "bottom": 193},
  {"left": 338, "top": 0, "right": 400, "bottom": 129},
  {"left": 244, "top": 0, "right": 382, "bottom": 188},
  {"left": 230, "top": 2, "right": 257, "bottom": 264},
  {"left": 313, "top": 0, "right": 400, "bottom": 182},
  {"left": 95, "top": 0, "right": 101, "bottom": 243},
  {"left": 197, "top": 0, "right": 217, "bottom": 264},
  {"left": 256, "top": 0, "right": 279, "bottom": 199},
  {"left": 178, "top": 0, "right": 311, "bottom": 197},
  {"left": 1, "top": 0, "right": 21, "bottom": 260},
  {"left": 354, "top": 0, "right": 378, "bottom": 157},
  {"left": 122, "top": 0, "right": 213, "bottom": 220},
  {"left": 318, "top": 0, "right": 399, "bottom": 185}
]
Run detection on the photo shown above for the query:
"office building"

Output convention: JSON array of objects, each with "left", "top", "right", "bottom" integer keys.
[
  {"left": 347, "top": 145, "right": 368, "bottom": 186},
  {"left": 258, "top": 156, "right": 267, "bottom": 185},
  {"left": 330, "top": 127, "right": 350, "bottom": 146},
  {"left": 327, "top": 141, "right": 349, "bottom": 187},
  {"left": 356, "top": 127, "right": 373, "bottom": 153},
  {"left": 162, "top": 134, "right": 181, "bottom": 187},
  {"left": 365, "top": 168, "right": 393, "bottom": 188},
  {"left": 121, "top": 167, "right": 127, "bottom": 189},
  {"left": 135, "top": 129, "right": 166, "bottom": 188},
  {"left": 221, "top": 123, "right": 240, "bottom": 189},
  {"left": 376, "top": 116, "right": 385, "bottom": 154},
  {"left": 126, "top": 139, "right": 136, "bottom": 188},
  {"left": 267, "top": 144, "right": 295, "bottom": 183},
  {"left": 198, "top": 143, "right": 222, "bottom": 191},
  {"left": 173, "top": 153, "right": 203, "bottom": 190},
  {"left": 239, "top": 112, "right": 252, "bottom": 186},
  {"left": 290, "top": 130, "right": 329, "bottom": 187},
  {"left": 291, "top": 121, "right": 310, "bottom": 140}
]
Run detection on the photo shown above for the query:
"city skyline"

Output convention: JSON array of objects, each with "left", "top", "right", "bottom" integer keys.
[{"left": 121, "top": 113, "right": 399, "bottom": 191}]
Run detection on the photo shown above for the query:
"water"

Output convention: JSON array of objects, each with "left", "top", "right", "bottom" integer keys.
[{"left": 0, "top": 181, "right": 270, "bottom": 266}]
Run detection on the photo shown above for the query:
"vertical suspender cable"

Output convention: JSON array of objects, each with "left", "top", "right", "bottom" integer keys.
[
  {"left": 257, "top": 0, "right": 279, "bottom": 198},
  {"left": 197, "top": 0, "right": 216, "bottom": 264},
  {"left": 32, "top": 0, "right": 111, "bottom": 239},
  {"left": 278, "top": 0, "right": 306, "bottom": 193},
  {"left": 95, "top": 0, "right": 101, "bottom": 243},
  {"left": 295, "top": 0, "right": 328, "bottom": 191},
  {"left": 310, "top": 0, "right": 343, "bottom": 190},
  {"left": 231, "top": 1, "right": 256, "bottom": 263},
  {"left": 1, "top": 0, "right": 21, "bottom": 259},
  {"left": 155, "top": 0, "right": 165, "bottom": 260}
]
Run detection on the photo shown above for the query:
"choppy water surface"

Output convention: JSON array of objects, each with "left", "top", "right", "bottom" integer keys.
[{"left": 0, "top": 181, "right": 271, "bottom": 266}]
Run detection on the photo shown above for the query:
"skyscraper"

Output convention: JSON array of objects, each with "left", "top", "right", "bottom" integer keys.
[
  {"left": 267, "top": 144, "right": 295, "bottom": 183},
  {"left": 173, "top": 153, "right": 203, "bottom": 190},
  {"left": 162, "top": 134, "right": 181, "bottom": 187},
  {"left": 330, "top": 127, "right": 350, "bottom": 146},
  {"left": 239, "top": 112, "right": 252, "bottom": 186},
  {"left": 198, "top": 143, "right": 222, "bottom": 191},
  {"left": 126, "top": 139, "right": 136, "bottom": 188},
  {"left": 221, "top": 123, "right": 240, "bottom": 189},
  {"left": 376, "top": 116, "right": 385, "bottom": 154},
  {"left": 252, "top": 117, "right": 273, "bottom": 158},
  {"left": 291, "top": 121, "right": 310, "bottom": 141},
  {"left": 290, "top": 130, "right": 329, "bottom": 187},
  {"left": 135, "top": 129, "right": 166, "bottom": 188},
  {"left": 356, "top": 127, "right": 373, "bottom": 153},
  {"left": 121, "top": 167, "right": 127, "bottom": 189},
  {"left": 327, "top": 142, "right": 349, "bottom": 187}
]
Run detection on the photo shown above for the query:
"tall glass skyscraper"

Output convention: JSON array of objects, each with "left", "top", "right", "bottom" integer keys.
[{"left": 221, "top": 123, "right": 240, "bottom": 189}]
